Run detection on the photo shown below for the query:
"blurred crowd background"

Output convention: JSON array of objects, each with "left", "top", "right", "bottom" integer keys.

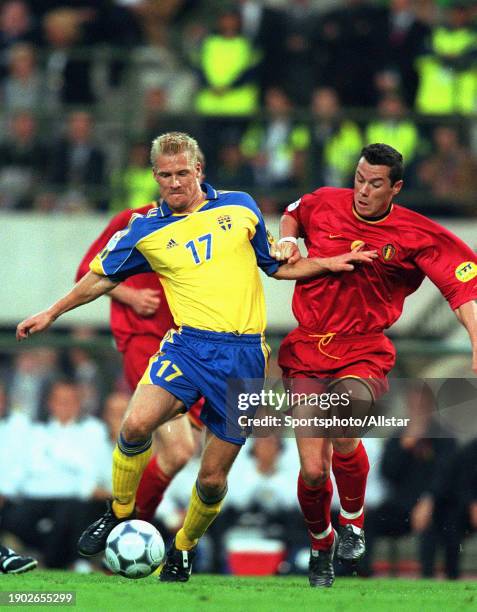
[
  {"left": 1, "top": 0, "right": 477, "bottom": 577},
  {"left": 0, "top": 0, "right": 477, "bottom": 215}
]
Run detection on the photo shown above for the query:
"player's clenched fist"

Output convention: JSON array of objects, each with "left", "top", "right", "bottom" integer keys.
[
  {"left": 271, "top": 239, "right": 301, "bottom": 264},
  {"left": 130, "top": 288, "right": 161, "bottom": 317},
  {"left": 16, "top": 311, "right": 55, "bottom": 341}
]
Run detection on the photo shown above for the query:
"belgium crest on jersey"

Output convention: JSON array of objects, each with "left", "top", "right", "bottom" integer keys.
[{"left": 382, "top": 243, "right": 396, "bottom": 261}]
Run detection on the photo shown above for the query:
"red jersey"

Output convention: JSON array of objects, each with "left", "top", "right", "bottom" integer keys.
[
  {"left": 285, "top": 187, "right": 477, "bottom": 335},
  {"left": 76, "top": 204, "right": 174, "bottom": 352}
]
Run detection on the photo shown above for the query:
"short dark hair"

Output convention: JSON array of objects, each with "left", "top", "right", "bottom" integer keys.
[{"left": 360, "top": 143, "right": 403, "bottom": 185}]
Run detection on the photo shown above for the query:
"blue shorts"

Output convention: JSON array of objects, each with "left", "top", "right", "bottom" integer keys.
[{"left": 140, "top": 327, "right": 270, "bottom": 445}]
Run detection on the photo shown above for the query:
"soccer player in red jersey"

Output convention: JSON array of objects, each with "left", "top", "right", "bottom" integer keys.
[
  {"left": 277, "top": 143, "right": 477, "bottom": 587},
  {"left": 76, "top": 203, "right": 204, "bottom": 523}
]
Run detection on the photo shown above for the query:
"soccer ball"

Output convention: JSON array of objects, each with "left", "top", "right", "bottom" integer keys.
[{"left": 105, "top": 520, "right": 165, "bottom": 579}]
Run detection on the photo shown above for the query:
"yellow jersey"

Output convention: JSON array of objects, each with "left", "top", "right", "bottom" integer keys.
[{"left": 90, "top": 183, "right": 279, "bottom": 334}]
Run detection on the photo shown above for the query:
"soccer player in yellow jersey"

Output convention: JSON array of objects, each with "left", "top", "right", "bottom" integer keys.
[{"left": 16, "top": 132, "right": 376, "bottom": 582}]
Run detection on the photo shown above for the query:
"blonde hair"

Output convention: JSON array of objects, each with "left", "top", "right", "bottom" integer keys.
[{"left": 150, "top": 132, "right": 201, "bottom": 170}]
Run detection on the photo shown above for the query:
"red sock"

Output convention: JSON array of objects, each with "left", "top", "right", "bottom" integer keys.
[
  {"left": 135, "top": 456, "right": 172, "bottom": 521},
  {"left": 297, "top": 471, "right": 334, "bottom": 550},
  {"left": 332, "top": 441, "right": 369, "bottom": 529}
]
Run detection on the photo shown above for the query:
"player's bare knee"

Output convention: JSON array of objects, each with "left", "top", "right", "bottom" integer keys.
[
  {"left": 300, "top": 462, "right": 330, "bottom": 487},
  {"left": 122, "top": 415, "right": 153, "bottom": 443},
  {"left": 330, "top": 379, "right": 373, "bottom": 412},
  {"left": 332, "top": 437, "right": 360, "bottom": 455},
  {"left": 197, "top": 467, "right": 227, "bottom": 496}
]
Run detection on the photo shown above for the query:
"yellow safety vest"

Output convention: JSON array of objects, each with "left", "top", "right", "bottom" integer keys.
[
  {"left": 365, "top": 120, "right": 419, "bottom": 162},
  {"left": 195, "top": 35, "right": 260, "bottom": 116},
  {"left": 241, "top": 122, "right": 310, "bottom": 161},
  {"left": 415, "top": 27, "right": 477, "bottom": 114},
  {"left": 110, "top": 167, "right": 158, "bottom": 214},
  {"left": 322, "top": 121, "right": 363, "bottom": 179}
]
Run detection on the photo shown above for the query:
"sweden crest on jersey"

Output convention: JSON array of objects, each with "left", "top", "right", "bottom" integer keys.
[{"left": 217, "top": 215, "right": 232, "bottom": 231}]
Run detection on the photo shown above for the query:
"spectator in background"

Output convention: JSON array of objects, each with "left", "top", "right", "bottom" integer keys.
[
  {"left": 417, "top": 125, "right": 477, "bottom": 212},
  {"left": 140, "top": 87, "right": 204, "bottom": 156},
  {"left": 415, "top": 1, "right": 477, "bottom": 116},
  {"left": 138, "top": 85, "right": 169, "bottom": 136},
  {"left": 122, "top": 0, "right": 190, "bottom": 48},
  {"left": 2, "top": 43, "right": 43, "bottom": 112},
  {"left": 93, "top": 1, "right": 143, "bottom": 88},
  {"left": 29, "top": 2, "right": 97, "bottom": 21},
  {"left": 241, "top": 87, "right": 309, "bottom": 192},
  {"left": 0, "top": 375, "right": 37, "bottom": 576},
  {"left": 66, "top": 332, "right": 102, "bottom": 417},
  {"left": 7, "top": 349, "right": 59, "bottom": 420},
  {"left": 0, "top": 380, "right": 111, "bottom": 569},
  {"left": 30, "top": 1, "right": 141, "bottom": 46},
  {"left": 207, "top": 141, "right": 254, "bottom": 191},
  {"left": 316, "top": 0, "right": 388, "bottom": 108},
  {"left": 456, "top": 438, "right": 477, "bottom": 541},
  {"left": 375, "top": 0, "right": 430, "bottom": 108},
  {"left": 194, "top": 8, "right": 260, "bottom": 165},
  {"left": 0, "top": 1, "right": 39, "bottom": 81},
  {"left": 42, "top": 8, "right": 96, "bottom": 109},
  {"left": 227, "top": 436, "right": 300, "bottom": 514},
  {"left": 110, "top": 141, "right": 159, "bottom": 214},
  {"left": 31, "top": 1, "right": 142, "bottom": 90},
  {"left": 137, "top": 85, "right": 200, "bottom": 143},
  {"left": 364, "top": 385, "right": 460, "bottom": 578},
  {"left": 365, "top": 93, "right": 421, "bottom": 185},
  {"left": 308, "top": 87, "right": 362, "bottom": 188},
  {"left": 0, "top": 381, "right": 32, "bottom": 502},
  {"left": 271, "top": 0, "right": 318, "bottom": 107},
  {"left": 236, "top": 0, "right": 287, "bottom": 97},
  {"left": 31, "top": 191, "right": 59, "bottom": 213},
  {"left": 47, "top": 110, "right": 106, "bottom": 210},
  {"left": 0, "top": 111, "right": 49, "bottom": 210},
  {"left": 130, "top": 22, "right": 197, "bottom": 122}
]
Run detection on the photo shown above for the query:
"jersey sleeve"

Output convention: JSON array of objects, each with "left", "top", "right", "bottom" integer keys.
[
  {"left": 283, "top": 190, "right": 319, "bottom": 238},
  {"left": 75, "top": 209, "right": 133, "bottom": 282},
  {"left": 89, "top": 216, "right": 153, "bottom": 282},
  {"left": 245, "top": 195, "right": 280, "bottom": 276},
  {"left": 413, "top": 222, "right": 477, "bottom": 310}
]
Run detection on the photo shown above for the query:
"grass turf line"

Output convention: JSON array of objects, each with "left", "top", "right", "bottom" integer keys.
[{"left": 1, "top": 572, "right": 475, "bottom": 612}]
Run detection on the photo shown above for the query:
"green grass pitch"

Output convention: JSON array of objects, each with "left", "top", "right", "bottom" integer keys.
[{"left": 1, "top": 572, "right": 476, "bottom": 611}]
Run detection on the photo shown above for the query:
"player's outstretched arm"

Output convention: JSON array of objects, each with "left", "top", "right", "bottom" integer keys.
[
  {"left": 454, "top": 300, "right": 477, "bottom": 374},
  {"left": 272, "top": 249, "right": 378, "bottom": 280},
  {"left": 16, "top": 272, "right": 118, "bottom": 341}
]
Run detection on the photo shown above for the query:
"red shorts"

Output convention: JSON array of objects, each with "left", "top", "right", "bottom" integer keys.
[
  {"left": 278, "top": 328, "right": 396, "bottom": 399},
  {"left": 122, "top": 334, "right": 204, "bottom": 428}
]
